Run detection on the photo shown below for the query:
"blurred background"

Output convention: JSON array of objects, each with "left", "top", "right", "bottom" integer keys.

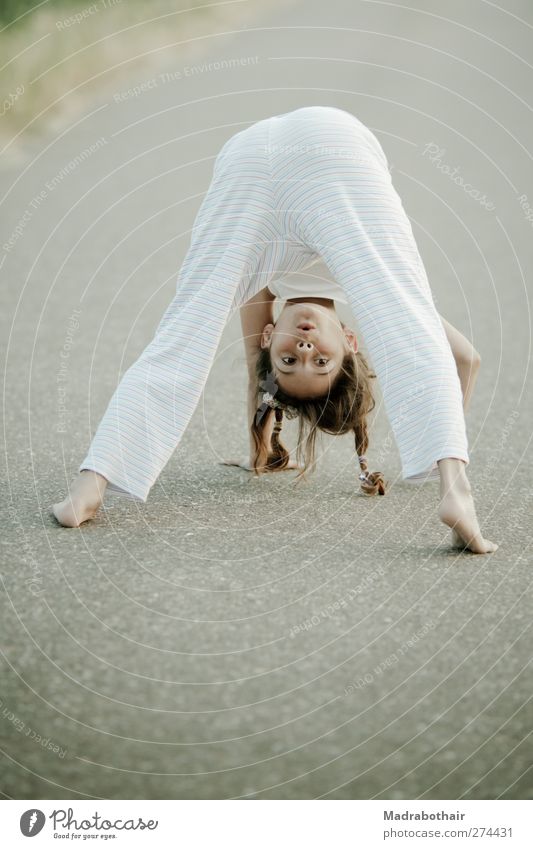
[
  {"left": 0, "top": 0, "right": 256, "bottom": 148},
  {"left": 1, "top": 0, "right": 532, "bottom": 800}
]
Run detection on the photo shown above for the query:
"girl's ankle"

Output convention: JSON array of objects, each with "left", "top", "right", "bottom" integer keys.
[
  {"left": 437, "top": 458, "right": 471, "bottom": 495},
  {"left": 78, "top": 469, "right": 108, "bottom": 493}
]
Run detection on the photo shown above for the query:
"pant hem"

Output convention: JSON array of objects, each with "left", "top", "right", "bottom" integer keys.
[
  {"left": 402, "top": 454, "right": 469, "bottom": 484},
  {"left": 79, "top": 465, "right": 148, "bottom": 503}
]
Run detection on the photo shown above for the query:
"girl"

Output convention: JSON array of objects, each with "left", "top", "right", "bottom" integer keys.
[{"left": 52, "top": 106, "right": 497, "bottom": 553}]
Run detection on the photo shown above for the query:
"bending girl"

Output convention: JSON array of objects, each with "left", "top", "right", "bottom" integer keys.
[{"left": 52, "top": 105, "right": 497, "bottom": 553}]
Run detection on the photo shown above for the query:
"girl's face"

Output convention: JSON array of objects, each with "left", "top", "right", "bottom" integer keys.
[{"left": 260, "top": 301, "right": 357, "bottom": 398}]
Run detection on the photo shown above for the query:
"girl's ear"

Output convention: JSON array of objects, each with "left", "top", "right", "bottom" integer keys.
[
  {"left": 261, "top": 323, "right": 274, "bottom": 349},
  {"left": 343, "top": 326, "right": 358, "bottom": 353}
]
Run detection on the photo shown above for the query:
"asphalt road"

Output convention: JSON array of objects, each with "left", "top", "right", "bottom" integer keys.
[{"left": 1, "top": 0, "right": 532, "bottom": 799}]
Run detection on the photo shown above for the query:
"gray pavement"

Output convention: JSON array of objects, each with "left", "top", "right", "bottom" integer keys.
[{"left": 1, "top": 0, "right": 532, "bottom": 799}]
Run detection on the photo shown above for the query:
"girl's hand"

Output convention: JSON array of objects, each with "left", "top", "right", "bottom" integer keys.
[
  {"left": 219, "top": 456, "right": 254, "bottom": 471},
  {"left": 219, "top": 457, "right": 303, "bottom": 471}
]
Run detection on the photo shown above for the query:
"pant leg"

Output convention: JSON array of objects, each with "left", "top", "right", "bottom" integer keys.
[
  {"left": 277, "top": 121, "right": 469, "bottom": 482},
  {"left": 79, "top": 131, "right": 281, "bottom": 502}
]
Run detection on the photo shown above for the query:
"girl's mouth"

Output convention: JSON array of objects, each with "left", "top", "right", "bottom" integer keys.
[{"left": 296, "top": 322, "right": 316, "bottom": 330}]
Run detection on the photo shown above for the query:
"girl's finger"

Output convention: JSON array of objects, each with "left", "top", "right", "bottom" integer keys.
[{"left": 219, "top": 458, "right": 253, "bottom": 470}]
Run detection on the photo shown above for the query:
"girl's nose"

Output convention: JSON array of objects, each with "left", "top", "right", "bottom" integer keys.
[{"left": 296, "top": 340, "right": 314, "bottom": 350}]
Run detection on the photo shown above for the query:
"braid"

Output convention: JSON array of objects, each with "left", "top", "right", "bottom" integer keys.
[
  {"left": 267, "top": 407, "right": 290, "bottom": 470},
  {"left": 354, "top": 406, "right": 387, "bottom": 496}
]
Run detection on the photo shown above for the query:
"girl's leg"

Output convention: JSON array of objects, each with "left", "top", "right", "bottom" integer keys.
[
  {"left": 284, "top": 130, "right": 497, "bottom": 551},
  {"left": 52, "top": 129, "right": 279, "bottom": 526}
]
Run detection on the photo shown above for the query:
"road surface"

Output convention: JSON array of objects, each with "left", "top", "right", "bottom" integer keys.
[{"left": 1, "top": 0, "right": 532, "bottom": 799}]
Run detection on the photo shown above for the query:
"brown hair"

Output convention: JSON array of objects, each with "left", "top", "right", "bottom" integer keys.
[{"left": 251, "top": 347, "right": 388, "bottom": 496}]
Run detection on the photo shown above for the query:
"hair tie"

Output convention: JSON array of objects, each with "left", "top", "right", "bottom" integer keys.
[
  {"left": 259, "top": 390, "right": 299, "bottom": 420},
  {"left": 262, "top": 391, "right": 282, "bottom": 409}
]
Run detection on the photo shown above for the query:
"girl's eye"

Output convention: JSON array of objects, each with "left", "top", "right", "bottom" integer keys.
[{"left": 281, "top": 355, "right": 329, "bottom": 366}]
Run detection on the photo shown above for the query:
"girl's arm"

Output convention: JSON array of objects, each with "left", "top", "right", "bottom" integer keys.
[
  {"left": 239, "top": 285, "right": 276, "bottom": 379},
  {"left": 438, "top": 314, "right": 481, "bottom": 413},
  {"left": 240, "top": 287, "right": 276, "bottom": 458}
]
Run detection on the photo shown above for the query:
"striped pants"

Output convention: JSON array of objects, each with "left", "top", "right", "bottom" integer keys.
[{"left": 80, "top": 106, "right": 469, "bottom": 501}]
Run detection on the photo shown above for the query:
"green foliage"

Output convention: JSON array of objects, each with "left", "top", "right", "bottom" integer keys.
[{"left": 0, "top": 1, "right": 72, "bottom": 26}]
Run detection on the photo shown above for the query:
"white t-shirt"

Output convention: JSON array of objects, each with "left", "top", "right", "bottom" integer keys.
[{"left": 267, "top": 275, "right": 348, "bottom": 304}]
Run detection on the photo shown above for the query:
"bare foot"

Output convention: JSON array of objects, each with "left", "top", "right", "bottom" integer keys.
[
  {"left": 437, "top": 459, "right": 498, "bottom": 554},
  {"left": 52, "top": 470, "right": 108, "bottom": 528}
]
